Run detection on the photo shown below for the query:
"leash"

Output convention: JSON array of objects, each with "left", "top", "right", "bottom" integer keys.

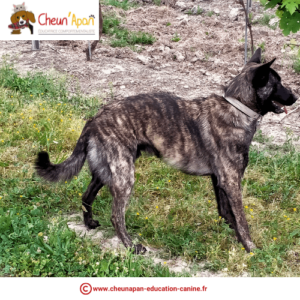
[{"left": 223, "top": 96, "right": 261, "bottom": 119}]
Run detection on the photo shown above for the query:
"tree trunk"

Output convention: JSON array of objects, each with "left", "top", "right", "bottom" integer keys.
[{"left": 86, "top": 2, "right": 103, "bottom": 61}]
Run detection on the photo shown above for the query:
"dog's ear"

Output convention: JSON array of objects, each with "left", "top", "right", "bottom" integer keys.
[
  {"left": 248, "top": 48, "right": 262, "bottom": 64},
  {"left": 11, "top": 13, "right": 17, "bottom": 24},
  {"left": 26, "top": 11, "right": 36, "bottom": 23},
  {"left": 251, "top": 58, "right": 276, "bottom": 87}
]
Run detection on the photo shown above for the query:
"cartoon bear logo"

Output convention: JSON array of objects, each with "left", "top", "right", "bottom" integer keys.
[{"left": 9, "top": 3, "right": 36, "bottom": 35}]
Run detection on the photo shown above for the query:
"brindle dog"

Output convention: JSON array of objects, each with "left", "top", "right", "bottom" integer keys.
[{"left": 35, "top": 48, "right": 298, "bottom": 253}]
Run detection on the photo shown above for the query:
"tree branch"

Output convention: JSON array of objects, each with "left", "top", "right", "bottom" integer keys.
[{"left": 239, "top": 0, "right": 254, "bottom": 56}]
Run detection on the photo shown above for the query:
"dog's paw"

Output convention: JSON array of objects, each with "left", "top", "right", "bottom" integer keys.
[
  {"left": 86, "top": 219, "right": 100, "bottom": 229},
  {"left": 244, "top": 241, "right": 256, "bottom": 252},
  {"left": 133, "top": 244, "right": 147, "bottom": 255}
]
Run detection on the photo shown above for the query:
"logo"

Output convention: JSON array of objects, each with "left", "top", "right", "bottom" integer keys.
[
  {"left": 8, "top": 2, "right": 36, "bottom": 35},
  {"left": 80, "top": 283, "right": 92, "bottom": 295}
]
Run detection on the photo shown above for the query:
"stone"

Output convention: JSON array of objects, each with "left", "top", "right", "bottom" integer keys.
[
  {"left": 137, "top": 55, "right": 149, "bottom": 64},
  {"left": 176, "top": 1, "right": 187, "bottom": 9},
  {"left": 229, "top": 8, "right": 240, "bottom": 21},
  {"left": 174, "top": 51, "right": 185, "bottom": 62}
]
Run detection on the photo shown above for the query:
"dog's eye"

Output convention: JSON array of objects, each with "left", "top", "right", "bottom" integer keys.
[{"left": 17, "top": 16, "right": 19, "bottom": 19}]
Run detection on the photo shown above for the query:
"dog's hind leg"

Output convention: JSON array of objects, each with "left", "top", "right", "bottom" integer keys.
[
  {"left": 109, "top": 156, "right": 147, "bottom": 254},
  {"left": 82, "top": 175, "right": 103, "bottom": 229},
  {"left": 213, "top": 169, "right": 256, "bottom": 252}
]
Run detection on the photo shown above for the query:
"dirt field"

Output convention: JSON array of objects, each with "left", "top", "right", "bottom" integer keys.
[{"left": 1, "top": 0, "right": 300, "bottom": 145}]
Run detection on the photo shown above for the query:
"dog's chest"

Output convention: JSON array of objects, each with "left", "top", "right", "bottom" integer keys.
[{"left": 164, "top": 151, "right": 212, "bottom": 175}]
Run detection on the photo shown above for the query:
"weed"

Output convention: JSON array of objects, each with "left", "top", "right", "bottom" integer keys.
[
  {"left": 257, "top": 13, "right": 277, "bottom": 30},
  {"left": 253, "top": 130, "right": 271, "bottom": 144},
  {"left": 184, "top": 9, "right": 193, "bottom": 15},
  {"left": 196, "top": 7, "right": 204, "bottom": 15},
  {"left": 166, "top": 22, "right": 171, "bottom": 26},
  {"left": 292, "top": 49, "right": 300, "bottom": 73},
  {"left": 153, "top": 0, "right": 161, "bottom": 6},
  {"left": 102, "top": 14, "right": 156, "bottom": 47},
  {"left": 171, "top": 33, "right": 181, "bottom": 42},
  {"left": 103, "top": 0, "right": 138, "bottom": 10},
  {"left": 207, "top": 11, "right": 214, "bottom": 17}
]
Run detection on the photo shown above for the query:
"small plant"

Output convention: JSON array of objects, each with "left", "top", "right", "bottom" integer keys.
[
  {"left": 103, "top": 0, "right": 138, "bottom": 10},
  {"left": 257, "top": 13, "right": 277, "bottom": 30},
  {"left": 249, "top": 12, "right": 254, "bottom": 23},
  {"left": 166, "top": 22, "right": 171, "bottom": 26},
  {"left": 102, "top": 14, "right": 156, "bottom": 48},
  {"left": 238, "top": 37, "right": 245, "bottom": 43},
  {"left": 171, "top": 33, "right": 181, "bottom": 42},
  {"left": 153, "top": 0, "right": 161, "bottom": 6},
  {"left": 184, "top": 9, "right": 193, "bottom": 15},
  {"left": 258, "top": 41, "right": 265, "bottom": 52},
  {"left": 205, "top": 31, "right": 209, "bottom": 35},
  {"left": 196, "top": 6, "right": 204, "bottom": 15},
  {"left": 207, "top": 11, "right": 214, "bottom": 17},
  {"left": 292, "top": 49, "right": 300, "bottom": 73},
  {"left": 204, "top": 52, "right": 211, "bottom": 61}
]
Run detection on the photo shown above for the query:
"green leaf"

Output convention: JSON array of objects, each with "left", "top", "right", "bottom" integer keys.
[
  {"left": 281, "top": 0, "right": 300, "bottom": 15},
  {"left": 279, "top": 11, "right": 300, "bottom": 35},
  {"left": 276, "top": 9, "right": 284, "bottom": 18},
  {"left": 290, "top": 228, "right": 300, "bottom": 237},
  {"left": 266, "top": 0, "right": 282, "bottom": 9}
]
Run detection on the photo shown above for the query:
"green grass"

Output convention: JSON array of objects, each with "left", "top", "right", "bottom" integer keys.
[
  {"left": 256, "top": 13, "right": 277, "bottom": 30},
  {"left": 1, "top": 62, "right": 300, "bottom": 277},
  {"left": 171, "top": 33, "right": 181, "bottom": 42},
  {"left": 292, "top": 49, "right": 300, "bottom": 73},
  {"left": 103, "top": 0, "right": 138, "bottom": 10},
  {"left": 102, "top": 14, "right": 156, "bottom": 48}
]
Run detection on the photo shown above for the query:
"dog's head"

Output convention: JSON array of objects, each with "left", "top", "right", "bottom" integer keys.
[
  {"left": 225, "top": 48, "right": 298, "bottom": 116},
  {"left": 11, "top": 10, "right": 35, "bottom": 26}
]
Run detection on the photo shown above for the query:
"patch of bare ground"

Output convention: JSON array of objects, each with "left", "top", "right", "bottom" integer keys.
[
  {"left": 1, "top": 1, "right": 299, "bottom": 145},
  {"left": 66, "top": 214, "right": 236, "bottom": 277}
]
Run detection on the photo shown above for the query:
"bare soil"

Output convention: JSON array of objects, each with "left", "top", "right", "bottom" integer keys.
[{"left": 1, "top": 0, "right": 300, "bottom": 145}]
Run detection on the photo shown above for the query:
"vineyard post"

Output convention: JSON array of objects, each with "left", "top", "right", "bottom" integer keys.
[
  {"left": 88, "top": 41, "right": 92, "bottom": 60},
  {"left": 32, "top": 40, "right": 40, "bottom": 51}
]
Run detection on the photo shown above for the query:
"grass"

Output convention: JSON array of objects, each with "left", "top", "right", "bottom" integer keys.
[
  {"left": 184, "top": 7, "right": 204, "bottom": 15},
  {"left": 103, "top": 0, "right": 138, "bottom": 10},
  {"left": 102, "top": 14, "right": 156, "bottom": 48},
  {"left": 292, "top": 49, "right": 300, "bottom": 73},
  {"left": 256, "top": 13, "right": 277, "bottom": 30},
  {"left": 171, "top": 33, "right": 181, "bottom": 42},
  {"left": 1, "top": 62, "right": 300, "bottom": 277},
  {"left": 0, "top": 61, "right": 179, "bottom": 277}
]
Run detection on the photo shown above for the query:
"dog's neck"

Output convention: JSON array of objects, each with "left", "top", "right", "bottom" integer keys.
[{"left": 224, "top": 72, "right": 261, "bottom": 114}]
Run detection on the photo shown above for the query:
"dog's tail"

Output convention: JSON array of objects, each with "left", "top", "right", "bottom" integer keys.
[{"left": 35, "top": 132, "right": 88, "bottom": 183}]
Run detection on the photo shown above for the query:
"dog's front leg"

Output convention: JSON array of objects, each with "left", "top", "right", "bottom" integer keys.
[{"left": 213, "top": 170, "right": 256, "bottom": 252}]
